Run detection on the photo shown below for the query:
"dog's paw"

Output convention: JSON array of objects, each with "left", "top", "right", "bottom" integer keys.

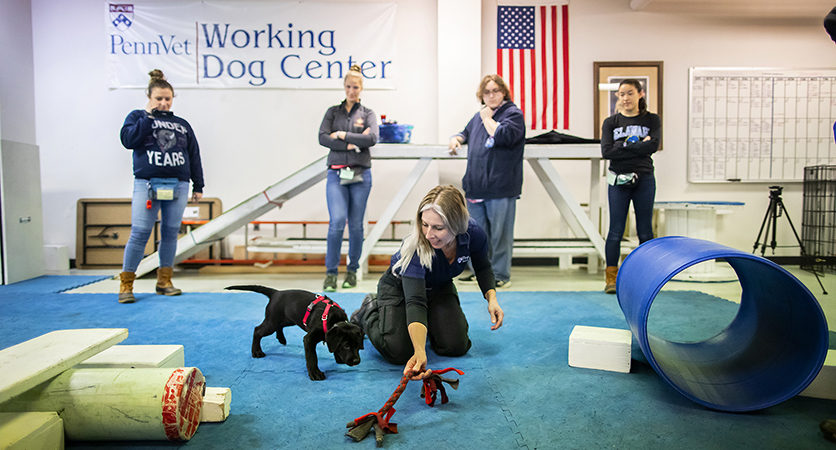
[
  {"left": 252, "top": 350, "right": 266, "bottom": 358},
  {"left": 308, "top": 369, "right": 326, "bottom": 381}
]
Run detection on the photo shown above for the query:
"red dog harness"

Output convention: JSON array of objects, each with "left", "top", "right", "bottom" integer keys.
[{"left": 302, "top": 295, "right": 342, "bottom": 334}]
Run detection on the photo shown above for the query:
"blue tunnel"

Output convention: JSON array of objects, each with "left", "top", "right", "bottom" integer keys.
[{"left": 617, "top": 236, "right": 829, "bottom": 412}]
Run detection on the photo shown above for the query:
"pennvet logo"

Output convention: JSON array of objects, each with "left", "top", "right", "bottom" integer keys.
[{"left": 110, "top": 4, "right": 134, "bottom": 31}]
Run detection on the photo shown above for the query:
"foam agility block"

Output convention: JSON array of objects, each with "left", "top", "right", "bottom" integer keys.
[
  {"left": 78, "top": 344, "right": 185, "bottom": 368},
  {"left": 0, "top": 367, "right": 204, "bottom": 441},
  {"left": 0, "top": 412, "right": 64, "bottom": 450},
  {"left": 617, "top": 236, "right": 829, "bottom": 412},
  {"left": 200, "top": 387, "right": 231, "bottom": 422},
  {"left": 0, "top": 328, "right": 128, "bottom": 403},
  {"left": 800, "top": 349, "right": 836, "bottom": 400},
  {"left": 568, "top": 325, "right": 632, "bottom": 373}
]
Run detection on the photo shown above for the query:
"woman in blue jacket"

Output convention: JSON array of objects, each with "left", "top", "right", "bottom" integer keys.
[
  {"left": 448, "top": 75, "right": 525, "bottom": 289},
  {"left": 118, "top": 69, "right": 204, "bottom": 303}
]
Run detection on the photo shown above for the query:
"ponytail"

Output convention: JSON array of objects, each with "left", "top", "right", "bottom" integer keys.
[{"left": 619, "top": 79, "right": 647, "bottom": 114}]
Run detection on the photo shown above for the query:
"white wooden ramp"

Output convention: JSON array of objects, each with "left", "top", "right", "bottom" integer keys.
[
  {"left": 0, "top": 328, "right": 128, "bottom": 403},
  {"left": 135, "top": 156, "right": 328, "bottom": 278},
  {"left": 132, "top": 144, "right": 606, "bottom": 278}
]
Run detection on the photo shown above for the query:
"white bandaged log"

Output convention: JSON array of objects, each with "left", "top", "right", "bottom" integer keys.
[{"left": 0, "top": 367, "right": 204, "bottom": 441}]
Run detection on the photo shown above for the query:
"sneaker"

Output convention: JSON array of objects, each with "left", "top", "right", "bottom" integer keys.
[
  {"left": 350, "top": 293, "right": 375, "bottom": 333},
  {"left": 495, "top": 279, "right": 512, "bottom": 289},
  {"left": 342, "top": 271, "right": 357, "bottom": 289},
  {"left": 323, "top": 274, "right": 337, "bottom": 292},
  {"left": 458, "top": 273, "right": 477, "bottom": 283}
]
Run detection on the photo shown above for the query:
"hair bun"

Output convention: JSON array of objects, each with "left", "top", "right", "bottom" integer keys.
[
  {"left": 148, "top": 69, "right": 166, "bottom": 80},
  {"left": 348, "top": 64, "right": 361, "bottom": 73}
]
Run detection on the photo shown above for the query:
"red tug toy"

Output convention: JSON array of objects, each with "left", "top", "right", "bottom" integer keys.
[{"left": 346, "top": 367, "right": 464, "bottom": 446}]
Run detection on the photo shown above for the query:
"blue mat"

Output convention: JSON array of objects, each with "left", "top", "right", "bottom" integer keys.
[
  {"left": 0, "top": 275, "right": 109, "bottom": 294},
  {"left": 0, "top": 287, "right": 832, "bottom": 449}
]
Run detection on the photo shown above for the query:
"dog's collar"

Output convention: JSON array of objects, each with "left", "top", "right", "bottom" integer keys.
[{"left": 303, "top": 295, "right": 343, "bottom": 334}]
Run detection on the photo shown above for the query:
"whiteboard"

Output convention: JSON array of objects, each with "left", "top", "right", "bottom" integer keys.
[{"left": 688, "top": 67, "right": 836, "bottom": 183}]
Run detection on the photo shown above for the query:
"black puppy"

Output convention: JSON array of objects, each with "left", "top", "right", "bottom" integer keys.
[{"left": 225, "top": 285, "right": 364, "bottom": 381}]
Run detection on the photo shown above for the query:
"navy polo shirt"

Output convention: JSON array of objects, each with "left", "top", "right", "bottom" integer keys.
[{"left": 390, "top": 220, "right": 493, "bottom": 326}]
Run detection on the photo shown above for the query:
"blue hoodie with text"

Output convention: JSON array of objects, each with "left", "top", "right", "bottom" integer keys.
[{"left": 120, "top": 109, "right": 205, "bottom": 193}]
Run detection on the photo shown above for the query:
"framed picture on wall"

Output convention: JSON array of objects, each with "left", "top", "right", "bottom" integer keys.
[{"left": 593, "top": 61, "right": 663, "bottom": 149}]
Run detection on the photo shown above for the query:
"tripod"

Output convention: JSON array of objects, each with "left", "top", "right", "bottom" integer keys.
[{"left": 753, "top": 185, "right": 827, "bottom": 295}]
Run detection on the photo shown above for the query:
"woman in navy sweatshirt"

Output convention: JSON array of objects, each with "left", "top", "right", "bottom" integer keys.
[
  {"left": 448, "top": 74, "right": 525, "bottom": 289},
  {"left": 117, "top": 69, "right": 204, "bottom": 303}
]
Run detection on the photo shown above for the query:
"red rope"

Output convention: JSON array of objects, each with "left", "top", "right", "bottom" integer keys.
[{"left": 346, "top": 367, "right": 464, "bottom": 444}]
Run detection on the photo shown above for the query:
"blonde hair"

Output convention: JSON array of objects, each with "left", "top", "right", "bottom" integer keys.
[
  {"left": 146, "top": 69, "right": 173, "bottom": 97},
  {"left": 392, "top": 185, "right": 470, "bottom": 275},
  {"left": 344, "top": 64, "right": 363, "bottom": 88}
]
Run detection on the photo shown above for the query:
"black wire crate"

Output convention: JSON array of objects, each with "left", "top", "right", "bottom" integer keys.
[{"left": 802, "top": 165, "right": 836, "bottom": 274}]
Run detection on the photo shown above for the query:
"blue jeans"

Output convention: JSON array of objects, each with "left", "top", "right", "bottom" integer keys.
[
  {"left": 325, "top": 168, "right": 372, "bottom": 274},
  {"left": 606, "top": 174, "right": 656, "bottom": 267},
  {"left": 467, "top": 197, "right": 516, "bottom": 282},
  {"left": 122, "top": 178, "right": 190, "bottom": 272}
]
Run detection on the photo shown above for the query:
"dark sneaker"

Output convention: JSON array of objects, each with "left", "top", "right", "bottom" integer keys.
[
  {"left": 495, "top": 279, "right": 512, "bottom": 289},
  {"left": 342, "top": 271, "right": 357, "bottom": 289},
  {"left": 458, "top": 273, "right": 477, "bottom": 283},
  {"left": 350, "top": 293, "right": 375, "bottom": 333},
  {"left": 323, "top": 274, "right": 337, "bottom": 292}
]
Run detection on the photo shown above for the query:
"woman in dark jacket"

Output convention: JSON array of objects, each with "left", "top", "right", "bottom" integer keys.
[
  {"left": 351, "top": 185, "right": 505, "bottom": 380},
  {"left": 318, "top": 64, "right": 379, "bottom": 292}
]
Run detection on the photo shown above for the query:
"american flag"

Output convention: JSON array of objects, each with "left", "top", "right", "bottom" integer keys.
[{"left": 497, "top": 2, "right": 569, "bottom": 130}]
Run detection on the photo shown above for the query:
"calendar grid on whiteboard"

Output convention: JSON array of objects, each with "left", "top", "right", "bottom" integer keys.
[{"left": 688, "top": 67, "right": 836, "bottom": 183}]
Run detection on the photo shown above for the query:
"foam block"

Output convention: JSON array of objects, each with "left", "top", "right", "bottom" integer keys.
[
  {"left": 78, "top": 344, "right": 185, "bottom": 368},
  {"left": 568, "top": 325, "right": 632, "bottom": 373},
  {"left": 0, "top": 328, "right": 128, "bottom": 403},
  {"left": 799, "top": 349, "right": 836, "bottom": 400},
  {"left": 0, "top": 412, "right": 64, "bottom": 450},
  {"left": 200, "top": 387, "right": 231, "bottom": 422}
]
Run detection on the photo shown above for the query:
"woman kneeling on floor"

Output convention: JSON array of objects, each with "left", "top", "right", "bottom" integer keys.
[{"left": 351, "top": 185, "right": 505, "bottom": 380}]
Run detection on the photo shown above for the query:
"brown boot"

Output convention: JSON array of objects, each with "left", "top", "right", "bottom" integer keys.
[
  {"left": 604, "top": 266, "right": 618, "bottom": 294},
  {"left": 118, "top": 271, "right": 136, "bottom": 303},
  {"left": 156, "top": 267, "right": 182, "bottom": 296}
]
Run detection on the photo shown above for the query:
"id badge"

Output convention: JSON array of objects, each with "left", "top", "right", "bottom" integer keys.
[
  {"left": 339, "top": 167, "right": 355, "bottom": 180},
  {"left": 155, "top": 187, "right": 175, "bottom": 200}
]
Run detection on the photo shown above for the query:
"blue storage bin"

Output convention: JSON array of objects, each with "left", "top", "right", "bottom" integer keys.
[{"left": 379, "top": 124, "right": 413, "bottom": 143}]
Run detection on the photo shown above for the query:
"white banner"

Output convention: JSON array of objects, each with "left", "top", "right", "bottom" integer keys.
[{"left": 106, "top": 1, "right": 397, "bottom": 89}]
